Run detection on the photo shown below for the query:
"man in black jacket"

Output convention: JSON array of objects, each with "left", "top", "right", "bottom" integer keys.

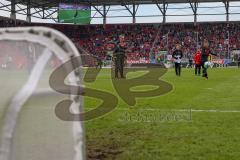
[
  {"left": 172, "top": 44, "right": 183, "bottom": 76},
  {"left": 113, "top": 35, "right": 127, "bottom": 78}
]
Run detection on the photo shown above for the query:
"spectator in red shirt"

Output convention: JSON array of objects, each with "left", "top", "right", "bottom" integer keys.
[{"left": 194, "top": 49, "right": 201, "bottom": 76}]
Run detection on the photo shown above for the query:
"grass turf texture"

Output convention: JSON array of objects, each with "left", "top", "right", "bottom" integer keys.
[{"left": 1, "top": 67, "right": 240, "bottom": 160}]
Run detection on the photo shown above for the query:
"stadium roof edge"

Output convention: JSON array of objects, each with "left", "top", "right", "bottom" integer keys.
[
  {"left": 79, "top": 0, "right": 240, "bottom": 5},
  {"left": 3, "top": 0, "right": 239, "bottom": 23},
  {"left": 6, "top": 0, "right": 240, "bottom": 7}
]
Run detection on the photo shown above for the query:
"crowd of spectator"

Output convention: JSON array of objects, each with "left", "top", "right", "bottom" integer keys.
[
  {"left": 1, "top": 17, "right": 240, "bottom": 64},
  {"left": 71, "top": 23, "right": 240, "bottom": 61},
  {"left": 53, "top": 22, "right": 240, "bottom": 61}
]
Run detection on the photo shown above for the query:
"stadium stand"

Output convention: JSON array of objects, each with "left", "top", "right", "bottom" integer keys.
[{"left": 1, "top": 17, "right": 240, "bottom": 67}]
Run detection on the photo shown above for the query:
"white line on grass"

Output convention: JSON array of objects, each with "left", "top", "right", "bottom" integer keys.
[{"left": 106, "top": 108, "right": 240, "bottom": 113}]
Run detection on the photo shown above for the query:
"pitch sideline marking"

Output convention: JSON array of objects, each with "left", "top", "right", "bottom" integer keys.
[{"left": 85, "top": 108, "right": 240, "bottom": 113}]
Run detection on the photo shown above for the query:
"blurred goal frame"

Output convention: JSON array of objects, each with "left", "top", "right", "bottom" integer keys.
[{"left": 0, "top": 27, "right": 85, "bottom": 160}]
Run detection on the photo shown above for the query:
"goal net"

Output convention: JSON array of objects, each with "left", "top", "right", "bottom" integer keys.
[{"left": 0, "top": 27, "right": 85, "bottom": 160}]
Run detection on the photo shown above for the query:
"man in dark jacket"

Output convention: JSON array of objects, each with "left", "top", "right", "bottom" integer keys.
[
  {"left": 172, "top": 44, "right": 183, "bottom": 76},
  {"left": 113, "top": 35, "right": 127, "bottom": 78}
]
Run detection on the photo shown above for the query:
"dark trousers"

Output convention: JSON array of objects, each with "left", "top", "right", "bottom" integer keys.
[
  {"left": 238, "top": 62, "right": 240, "bottom": 68},
  {"left": 195, "top": 64, "right": 201, "bottom": 75},
  {"left": 201, "top": 61, "right": 207, "bottom": 77},
  {"left": 175, "top": 63, "right": 181, "bottom": 76},
  {"left": 115, "top": 57, "right": 124, "bottom": 78},
  {"left": 96, "top": 63, "right": 102, "bottom": 69},
  {"left": 189, "top": 60, "right": 193, "bottom": 68}
]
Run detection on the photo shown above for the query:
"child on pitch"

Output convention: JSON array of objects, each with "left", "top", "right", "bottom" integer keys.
[
  {"left": 194, "top": 49, "right": 201, "bottom": 76},
  {"left": 172, "top": 43, "right": 183, "bottom": 76},
  {"left": 200, "top": 39, "right": 217, "bottom": 79}
]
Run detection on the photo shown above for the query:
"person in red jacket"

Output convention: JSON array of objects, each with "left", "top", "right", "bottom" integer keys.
[{"left": 194, "top": 49, "right": 201, "bottom": 76}]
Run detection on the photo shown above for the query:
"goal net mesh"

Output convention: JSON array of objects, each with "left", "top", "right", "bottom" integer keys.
[{"left": 0, "top": 27, "right": 85, "bottom": 160}]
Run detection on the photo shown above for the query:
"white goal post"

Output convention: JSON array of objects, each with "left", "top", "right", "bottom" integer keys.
[{"left": 0, "top": 27, "right": 85, "bottom": 160}]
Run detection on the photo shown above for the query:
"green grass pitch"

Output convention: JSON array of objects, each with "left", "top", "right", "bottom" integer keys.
[{"left": 1, "top": 67, "right": 240, "bottom": 160}]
